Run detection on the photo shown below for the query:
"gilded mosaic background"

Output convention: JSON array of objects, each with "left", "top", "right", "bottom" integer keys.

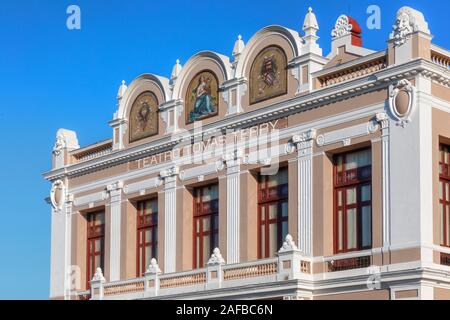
[
  {"left": 129, "top": 92, "right": 159, "bottom": 142},
  {"left": 249, "top": 46, "right": 287, "bottom": 105},
  {"left": 185, "top": 70, "right": 219, "bottom": 124}
]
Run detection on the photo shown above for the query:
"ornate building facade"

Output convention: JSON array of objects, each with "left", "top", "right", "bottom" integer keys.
[{"left": 44, "top": 6, "right": 450, "bottom": 300}]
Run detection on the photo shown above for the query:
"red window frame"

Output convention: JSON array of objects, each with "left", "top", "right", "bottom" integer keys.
[
  {"left": 193, "top": 184, "right": 219, "bottom": 269},
  {"left": 333, "top": 149, "right": 372, "bottom": 254},
  {"left": 258, "top": 167, "right": 289, "bottom": 259},
  {"left": 440, "top": 144, "right": 450, "bottom": 247},
  {"left": 86, "top": 211, "right": 105, "bottom": 288},
  {"left": 136, "top": 199, "right": 158, "bottom": 277}
]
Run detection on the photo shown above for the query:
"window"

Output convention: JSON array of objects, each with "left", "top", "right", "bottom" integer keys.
[
  {"left": 87, "top": 211, "right": 105, "bottom": 287},
  {"left": 136, "top": 199, "right": 158, "bottom": 277},
  {"left": 440, "top": 144, "right": 450, "bottom": 247},
  {"left": 334, "top": 149, "right": 372, "bottom": 253},
  {"left": 193, "top": 184, "right": 219, "bottom": 269},
  {"left": 258, "top": 168, "right": 289, "bottom": 258}
]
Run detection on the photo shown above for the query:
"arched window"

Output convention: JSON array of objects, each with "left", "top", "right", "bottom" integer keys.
[
  {"left": 129, "top": 92, "right": 159, "bottom": 143},
  {"left": 249, "top": 46, "right": 288, "bottom": 105}
]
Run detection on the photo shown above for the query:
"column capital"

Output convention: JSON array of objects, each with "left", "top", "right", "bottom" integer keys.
[
  {"left": 286, "top": 129, "right": 316, "bottom": 154},
  {"left": 106, "top": 181, "right": 124, "bottom": 192},
  {"left": 159, "top": 166, "right": 180, "bottom": 179},
  {"left": 222, "top": 149, "right": 243, "bottom": 169},
  {"left": 375, "top": 112, "right": 390, "bottom": 129}
]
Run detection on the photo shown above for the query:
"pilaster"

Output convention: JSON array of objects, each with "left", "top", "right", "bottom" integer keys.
[
  {"left": 106, "top": 181, "right": 123, "bottom": 282},
  {"left": 223, "top": 151, "right": 241, "bottom": 264},
  {"left": 159, "top": 166, "right": 179, "bottom": 273},
  {"left": 287, "top": 130, "right": 316, "bottom": 257}
]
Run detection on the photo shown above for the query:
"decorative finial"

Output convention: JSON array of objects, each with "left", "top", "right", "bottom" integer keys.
[
  {"left": 207, "top": 248, "right": 226, "bottom": 266},
  {"left": 301, "top": 7, "right": 322, "bottom": 55},
  {"left": 278, "top": 234, "right": 298, "bottom": 253},
  {"left": 303, "top": 7, "right": 319, "bottom": 31},
  {"left": 171, "top": 59, "right": 182, "bottom": 81},
  {"left": 92, "top": 267, "right": 105, "bottom": 282},
  {"left": 117, "top": 80, "right": 128, "bottom": 100},
  {"left": 331, "top": 15, "right": 353, "bottom": 38},
  {"left": 146, "top": 258, "right": 162, "bottom": 274},
  {"left": 232, "top": 35, "right": 245, "bottom": 60}
]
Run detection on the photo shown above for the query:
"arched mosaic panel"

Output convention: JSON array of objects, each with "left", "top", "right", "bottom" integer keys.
[
  {"left": 129, "top": 91, "right": 159, "bottom": 143},
  {"left": 185, "top": 70, "right": 219, "bottom": 124},
  {"left": 249, "top": 46, "right": 288, "bottom": 105}
]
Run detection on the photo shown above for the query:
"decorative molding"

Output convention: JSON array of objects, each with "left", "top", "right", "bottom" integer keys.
[
  {"left": 123, "top": 177, "right": 163, "bottom": 195},
  {"left": 159, "top": 166, "right": 180, "bottom": 179},
  {"left": 376, "top": 112, "right": 390, "bottom": 129},
  {"left": 50, "top": 180, "right": 65, "bottom": 211},
  {"left": 278, "top": 235, "right": 298, "bottom": 253},
  {"left": 388, "top": 79, "right": 416, "bottom": 127},
  {"left": 389, "top": 6, "right": 430, "bottom": 47},
  {"left": 53, "top": 136, "right": 65, "bottom": 156},
  {"left": 285, "top": 129, "right": 316, "bottom": 154},
  {"left": 316, "top": 134, "right": 325, "bottom": 147},
  {"left": 315, "top": 122, "right": 375, "bottom": 147},
  {"left": 343, "top": 138, "right": 351, "bottom": 146},
  {"left": 179, "top": 162, "right": 224, "bottom": 182},
  {"left": 207, "top": 248, "right": 226, "bottom": 266},
  {"left": 106, "top": 181, "right": 124, "bottom": 193},
  {"left": 74, "top": 191, "right": 108, "bottom": 207},
  {"left": 367, "top": 112, "right": 389, "bottom": 134},
  {"left": 331, "top": 15, "right": 353, "bottom": 38}
]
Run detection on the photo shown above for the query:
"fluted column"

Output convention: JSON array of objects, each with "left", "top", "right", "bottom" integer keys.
[
  {"left": 106, "top": 181, "right": 123, "bottom": 282},
  {"left": 160, "top": 166, "right": 179, "bottom": 273},
  {"left": 287, "top": 130, "right": 316, "bottom": 257},
  {"left": 376, "top": 113, "right": 391, "bottom": 247},
  {"left": 224, "top": 152, "right": 241, "bottom": 264}
]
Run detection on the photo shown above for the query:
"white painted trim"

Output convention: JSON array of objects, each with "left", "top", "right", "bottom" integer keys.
[
  {"left": 226, "top": 162, "right": 240, "bottom": 264},
  {"left": 123, "top": 177, "right": 162, "bottom": 195},
  {"left": 74, "top": 191, "right": 107, "bottom": 207},
  {"left": 390, "top": 285, "right": 420, "bottom": 300},
  {"left": 66, "top": 103, "right": 385, "bottom": 196},
  {"left": 108, "top": 185, "right": 122, "bottom": 282},
  {"left": 163, "top": 176, "right": 177, "bottom": 273}
]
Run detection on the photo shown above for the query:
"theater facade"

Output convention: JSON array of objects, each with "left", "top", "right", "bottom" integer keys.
[{"left": 43, "top": 6, "right": 450, "bottom": 300}]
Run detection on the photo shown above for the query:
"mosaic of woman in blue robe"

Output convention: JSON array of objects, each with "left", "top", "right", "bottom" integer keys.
[{"left": 189, "top": 75, "right": 216, "bottom": 123}]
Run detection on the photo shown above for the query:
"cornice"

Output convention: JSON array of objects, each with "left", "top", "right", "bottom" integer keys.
[{"left": 42, "top": 59, "right": 447, "bottom": 182}]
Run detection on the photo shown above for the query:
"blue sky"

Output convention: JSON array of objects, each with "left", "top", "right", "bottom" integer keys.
[{"left": 0, "top": 0, "right": 447, "bottom": 300}]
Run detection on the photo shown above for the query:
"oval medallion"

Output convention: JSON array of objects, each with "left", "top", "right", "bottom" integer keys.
[{"left": 394, "top": 89, "right": 410, "bottom": 117}]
